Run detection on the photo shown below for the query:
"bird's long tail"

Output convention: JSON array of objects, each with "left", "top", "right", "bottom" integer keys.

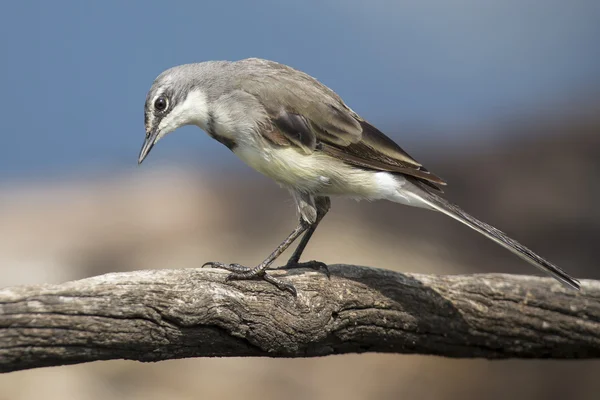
[{"left": 404, "top": 183, "right": 580, "bottom": 290}]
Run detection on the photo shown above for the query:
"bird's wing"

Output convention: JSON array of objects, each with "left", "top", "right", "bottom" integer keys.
[{"left": 234, "top": 58, "right": 446, "bottom": 189}]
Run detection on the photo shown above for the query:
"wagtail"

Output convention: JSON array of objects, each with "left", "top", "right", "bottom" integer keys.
[{"left": 138, "top": 58, "right": 580, "bottom": 295}]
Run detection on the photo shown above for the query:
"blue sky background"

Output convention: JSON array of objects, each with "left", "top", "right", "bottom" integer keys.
[{"left": 1, "top": 0, "right": 599, "bottom": 182}]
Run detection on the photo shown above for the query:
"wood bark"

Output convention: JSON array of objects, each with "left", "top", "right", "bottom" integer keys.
[{"left": 1, "top": 265, "right": 599, "bottom": 373}]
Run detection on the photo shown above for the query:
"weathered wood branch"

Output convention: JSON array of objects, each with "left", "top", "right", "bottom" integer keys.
[{"left": 1, "top": 265, "right": 599, "bottom": 373}]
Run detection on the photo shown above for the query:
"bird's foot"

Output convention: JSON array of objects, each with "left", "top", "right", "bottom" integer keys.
[
  {"left": 278, "top": 260, "right": 330, "bottom": 279},
  {"left": 202, "top": 261, "right": 298, "bottom": 296}
]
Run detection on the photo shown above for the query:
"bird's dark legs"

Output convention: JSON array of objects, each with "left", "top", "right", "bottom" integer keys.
[
  {"left": 203, "top": 196, "right": 331, "bottom": 296},
  {"left": 280, "top": 196, "right": 331, "bottom": 275},
  {"left": 203, "top": 220, "right": 310, "bottom": 295}
]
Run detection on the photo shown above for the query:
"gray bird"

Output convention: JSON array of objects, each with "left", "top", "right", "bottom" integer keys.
[{"left": 138, "top": 57, "right": 580, "bottom": 295}]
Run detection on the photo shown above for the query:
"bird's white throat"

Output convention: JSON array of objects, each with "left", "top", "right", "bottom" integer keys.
[{"left": 156, "top": 89, "right": 211, "bottom": 142}]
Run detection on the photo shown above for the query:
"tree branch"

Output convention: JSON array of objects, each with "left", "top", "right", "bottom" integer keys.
[{"left": 1, "top": 265, "right": 599, "bottom": 373}]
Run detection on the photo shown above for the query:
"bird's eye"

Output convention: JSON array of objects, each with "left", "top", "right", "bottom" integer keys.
[{"left": 154, "top": 96, "right": 168, "bottom": 112}]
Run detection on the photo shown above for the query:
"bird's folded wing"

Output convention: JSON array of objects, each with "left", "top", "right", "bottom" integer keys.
[
  {"left": 276, "top": 108, "right": 446, "bottom": 190},
  {"left": 235, "top": 59, "right": 446, "bottom": 189}
]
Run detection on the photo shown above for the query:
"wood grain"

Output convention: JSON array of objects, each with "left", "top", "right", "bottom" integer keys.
[{"left": 1, "top": 265, "right": 599, "bottom": 373}]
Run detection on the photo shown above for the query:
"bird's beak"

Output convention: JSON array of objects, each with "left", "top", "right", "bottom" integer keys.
[{"left": 138, "top": 128, "right": 160, "bottom": 164}]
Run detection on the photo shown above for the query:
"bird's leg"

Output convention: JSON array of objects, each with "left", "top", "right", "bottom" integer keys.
[
  {"left": 278, "top": 196, "right": 331, "bottom": 276},
  {"left": 203, "top": 220, "right": 310, "bottom": 296},
  {"left": 203, "top": 192, "right": 331, "bottom": 295}
]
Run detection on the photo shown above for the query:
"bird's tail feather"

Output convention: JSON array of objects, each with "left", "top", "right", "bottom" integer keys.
[{"left": 405, "top": 185, "right": 580, "bottom": 290}]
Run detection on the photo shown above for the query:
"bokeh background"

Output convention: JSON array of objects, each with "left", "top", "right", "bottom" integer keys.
[{"left": 1, "top": 1, "right": 599, "bottom": 399}]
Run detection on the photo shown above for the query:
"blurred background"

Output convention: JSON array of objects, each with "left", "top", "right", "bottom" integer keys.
[{"left": 1, "top": 1, "right": 599, "bottom": 399}]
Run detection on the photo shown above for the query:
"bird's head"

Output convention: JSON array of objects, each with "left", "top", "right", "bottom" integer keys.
[{"left": 138, "top": 64, "right": 217, "bottom": 164}]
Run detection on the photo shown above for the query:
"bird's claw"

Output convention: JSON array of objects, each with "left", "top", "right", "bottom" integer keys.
[
  {"left": 202, "top": 261, "right": 250, "bottom": 273},
  {"left": 202, "top": 261, "right": 298, "bottom": 296},
  {"left": 263, "top": 274, "right": 298, "bottom": 296}
]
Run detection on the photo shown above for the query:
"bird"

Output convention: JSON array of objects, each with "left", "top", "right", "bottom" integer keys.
[{"left": 138, "top": 57, "right": 580, "bottom": 296}]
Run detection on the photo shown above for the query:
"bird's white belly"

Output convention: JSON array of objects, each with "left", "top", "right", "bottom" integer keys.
[{"left": 233, "top": 144, "right": 423, "bottom": 207}]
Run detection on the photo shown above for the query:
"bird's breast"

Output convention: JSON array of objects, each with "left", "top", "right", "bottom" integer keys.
[{"left": 234, "top": 145, "right": 321, "bottom": 190}]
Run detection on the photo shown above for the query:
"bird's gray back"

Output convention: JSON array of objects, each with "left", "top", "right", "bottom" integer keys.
[
  {"left": 227, "top": 59, "right": 364, "bottom": 142},
  {"left": 229, "top": 58, "right": 350, "bottom": 114}
]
